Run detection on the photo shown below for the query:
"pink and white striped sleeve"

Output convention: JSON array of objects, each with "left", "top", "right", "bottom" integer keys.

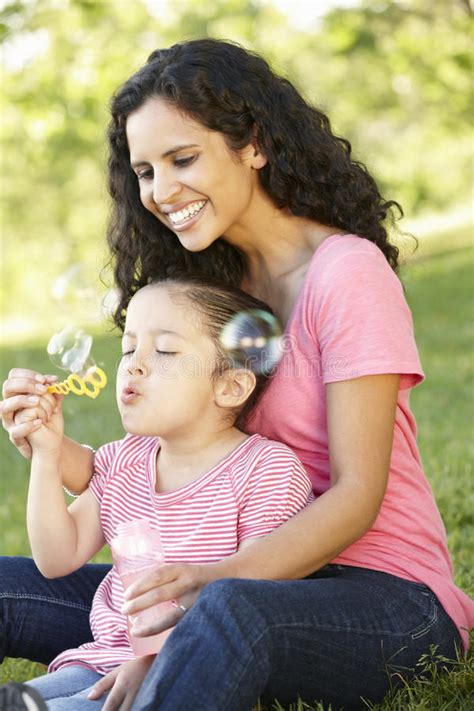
[
  {"left": 88, "top": 439, "right": 123, "bottom": 503},
  {"left": 235, "top": 443, "right": 314, "bottom": 544}
]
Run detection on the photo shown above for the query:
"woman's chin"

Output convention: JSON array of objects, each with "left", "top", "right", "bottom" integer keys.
[{"left": 176, "top": 232, "right": 216, "bottom": 252}]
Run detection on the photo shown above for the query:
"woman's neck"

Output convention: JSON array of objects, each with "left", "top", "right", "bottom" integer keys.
[{"left": 224, "top": 188, "right": 338, "bottom": 293}]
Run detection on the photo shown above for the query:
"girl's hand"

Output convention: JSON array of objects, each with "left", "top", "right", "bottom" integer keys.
[
  {"left": 122, "top": 562, "right": 216, "bottom": 637},
  {"left": 14, "top": 393, "right": 64, "bottom": 456},
  {"left": 87, "top": 655, "right": 155, "bottom": 710},
  {"left": 1, "top": 369, "right": 58, "bottom": 458}
]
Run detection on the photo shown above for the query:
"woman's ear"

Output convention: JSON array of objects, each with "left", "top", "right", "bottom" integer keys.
[
  {"left": 242, "top": 125, "right": 267, "bottom": 170},
  {"left": 214, "top": 368, "right": 256, "bottom": 410}
]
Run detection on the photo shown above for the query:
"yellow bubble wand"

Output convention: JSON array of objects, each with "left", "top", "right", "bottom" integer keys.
[{"left": 46, "top": 327, "right": 107, "bottom": 400}]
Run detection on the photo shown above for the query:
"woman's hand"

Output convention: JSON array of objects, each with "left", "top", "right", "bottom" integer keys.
[
  {"left": 122, "top": 562, "right": 217, "bottom": 637},
  {"left": 87, "top": 656, "right": 155, "bottom": 710},
  {"left": 1, "top": 369, "right": 58, "bottom": 458}
]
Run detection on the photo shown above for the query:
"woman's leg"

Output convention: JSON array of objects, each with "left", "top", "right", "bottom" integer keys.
[
  {"left": 0, "top": 556, "right": 111, "bottom": 665},
  {"left": 132, "top": 565, "right": 461, "bottom": 711},
  {"left": 26, "top": 665, "right": 106, "bottom": 709}
]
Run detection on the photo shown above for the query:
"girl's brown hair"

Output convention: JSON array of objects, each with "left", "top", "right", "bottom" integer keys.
[{"left": 152, "top": 274, "right": 279, "bottom": 431}]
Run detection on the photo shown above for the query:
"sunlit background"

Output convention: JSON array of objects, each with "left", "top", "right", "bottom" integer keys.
[
  {"left": 1, "top": 5, "right": 473, "bottom": 693},
  {"left": 1, "top": 0, "right": 472, "bottom": 343}
]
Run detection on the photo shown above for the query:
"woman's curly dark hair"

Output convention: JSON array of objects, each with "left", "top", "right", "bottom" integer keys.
[{"left": 107, "top": 38, "right": 402, "bottom": 330}]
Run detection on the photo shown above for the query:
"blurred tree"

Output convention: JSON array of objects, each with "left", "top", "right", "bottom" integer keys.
[
  {"left": 316, "top": 0, "right": 473, "bottom": 212},
  {"left": 1, "top": 0, "right": 472, "bottom": 335}
]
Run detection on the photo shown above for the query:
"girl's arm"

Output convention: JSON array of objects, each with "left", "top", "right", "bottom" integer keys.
[
  {"left": 122, "top": 373, "right": 399, "bottom": 626},
  {"left": 23, "top": 401, "right": 105, "bottom": 578},
  {"left": 1, "top": 369, "right": 94, "bottom": 493},
  {"left": 28, "top": 458, "right": 105, "bottom": 578},
  {"left": 59, "top": 436, "right": 95, "bottom": 494}
]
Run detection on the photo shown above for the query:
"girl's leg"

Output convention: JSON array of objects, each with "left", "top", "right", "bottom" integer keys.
[
  {"left": 27, "top": 666, "right": 106, "bottom": 709},
  {"left": 0, "top": 556, "right": 111, "bottom": 665},
  {"left": 132, "top": 565, "right": 461, "bottom": 711}
]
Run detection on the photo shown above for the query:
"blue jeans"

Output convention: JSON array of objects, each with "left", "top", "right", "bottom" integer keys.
[
  {"left": 26, "top": 666, "right": 106, "bottom": 709},
  {"left": 0, "top": 556, "right": 109, "bottom": 665},
  {"left": 0, "top": 557, "right": 461, "bottom": 710},
  {"left": 131, "top": 566, "right": 461, "bottom": 711}
]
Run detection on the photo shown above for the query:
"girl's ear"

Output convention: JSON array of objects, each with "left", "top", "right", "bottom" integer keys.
[{"left": 214, "top": 368, "right": 256, "bottom": 410}]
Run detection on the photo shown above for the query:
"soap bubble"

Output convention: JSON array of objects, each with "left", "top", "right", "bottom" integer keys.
[
  {"left": 47, "top": 326, "right": 95, "bottom": 376},
  {"left": 101, "top": 288, "right": 122, "bottom": 320},
  {"left": 51, "top": 264, "right": 96, "bottom": 303},
  {"left": 219, "top": 310, "right": 283, "bottom": 376}
]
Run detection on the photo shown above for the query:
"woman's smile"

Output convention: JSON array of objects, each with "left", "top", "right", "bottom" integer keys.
[{"left": 165, "top": 199, "right": 208, "bottom": 231}]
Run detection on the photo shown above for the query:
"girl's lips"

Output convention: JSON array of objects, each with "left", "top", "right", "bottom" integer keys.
[
  {"left": 121, "top": 389, "right": 140, "bottom": 404},
  {"left": 167, "top": 200, "right": 208, "bottom": 232}
]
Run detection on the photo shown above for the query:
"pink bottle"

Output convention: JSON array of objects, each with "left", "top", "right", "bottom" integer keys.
[{"left": 111, "top": 519, "right": 176, "bottom": 656}]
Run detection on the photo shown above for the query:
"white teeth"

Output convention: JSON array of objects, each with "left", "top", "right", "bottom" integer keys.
[{"left": 168, "top": 200, "right": 206, "bottom": 225}]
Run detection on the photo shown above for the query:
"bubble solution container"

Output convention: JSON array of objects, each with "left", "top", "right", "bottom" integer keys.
[{"left": 111, "top": 519, "right": 175, "bottom": 656}]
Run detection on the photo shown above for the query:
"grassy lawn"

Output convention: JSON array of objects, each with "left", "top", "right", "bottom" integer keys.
[{"left": 0, "top": 227, "right": 473, "bottom": 708}]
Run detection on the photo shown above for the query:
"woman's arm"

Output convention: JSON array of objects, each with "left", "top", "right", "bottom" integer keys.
[
  {"left": 217, "top": 373, "right": 399, "bottom": 579},
  {"left": 1, "top": 369, "right": 94, "bottom": 493},
  {"left": 122, "top": 373, "right": 400, "bottom": 625}
]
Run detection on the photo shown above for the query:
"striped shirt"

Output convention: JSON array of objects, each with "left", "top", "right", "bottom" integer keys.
[{"left": 49, "top": 433, "right": 314, "bottom": 675}]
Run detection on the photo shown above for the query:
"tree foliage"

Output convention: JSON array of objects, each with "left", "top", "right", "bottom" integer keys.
[{"left": 1, "top": 0, "right": 472, "bottom": 332}]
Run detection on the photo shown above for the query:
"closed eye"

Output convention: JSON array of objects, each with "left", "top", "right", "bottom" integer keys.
[
  {"left": 134, "top": 155, "right": 196, "bottom": 180},
  {"left": 173, "top": 155, "right": 196, "bottom": 168},
  {"left": 136, "top": 168, "right": 153, "bottom": 181}
]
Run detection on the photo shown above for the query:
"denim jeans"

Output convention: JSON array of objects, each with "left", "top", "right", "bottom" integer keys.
[
  {"left": 131, "top": 566, "right": 461, "bottom": 711},
  {"left": 0, "top": 556, "right": 110, "bottom": 665},
  {"left": 26, "top": 666, "right": 106, "bottom": 709},
  {"left": 0, "top": 557, "right": 461, "bottom": 711}
]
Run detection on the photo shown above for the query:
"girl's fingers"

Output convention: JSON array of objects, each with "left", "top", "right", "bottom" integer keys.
[
  {"left": 14, "top": 439, "right": 33, "bottom": 460},
  {"left": 102, "top": 687, "right": 127, "bottom": 711},
  {"left": 36, "top": 392, "right": 57, "bottom": 421},
  {"left": 9, "top": 420, "right": 42, "bottom": 455},
  {"left": 87, "top": 669, "right": 119, "bottom": 699},
  {"left": 14, "top": 406, "right": 42, "bottom": 425}
]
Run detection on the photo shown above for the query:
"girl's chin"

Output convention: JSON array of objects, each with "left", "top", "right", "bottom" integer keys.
[{"left": 123, "top": 424, "right": 160, "bottom": 437}]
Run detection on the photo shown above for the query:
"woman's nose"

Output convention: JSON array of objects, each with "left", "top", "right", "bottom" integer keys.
[{"left": 152, "top": 171, "right": 182, "bottom": 207}]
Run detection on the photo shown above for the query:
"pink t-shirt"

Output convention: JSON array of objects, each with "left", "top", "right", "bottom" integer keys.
[
  {"left": 49, "top": 433, "right": 314, "bottom": 675},
  {"left": 247, "top": 234, "right": 474, "bottom": 650}
]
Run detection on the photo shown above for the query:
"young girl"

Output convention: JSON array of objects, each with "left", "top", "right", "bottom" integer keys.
[
  {"left": 17, "top": 276, "right": 314, "bottom": 709},
  {"left": 2, "top": 38, "right": 473, "bottom": 710}
]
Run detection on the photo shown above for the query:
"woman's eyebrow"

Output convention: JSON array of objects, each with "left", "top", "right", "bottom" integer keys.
[
  {"left": 130, "top": 144, "right": 200, "bottom": 168},
  {"left": 162, "top": 143, "right": 200, "bottom": 158}
]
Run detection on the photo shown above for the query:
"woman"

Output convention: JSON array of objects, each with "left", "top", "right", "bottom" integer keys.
[{"left": 1, "top": 39, "right": 472, "bottom": 711}]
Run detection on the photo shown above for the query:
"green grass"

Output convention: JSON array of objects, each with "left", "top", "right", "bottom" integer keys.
[{"left": 0, "top": 227, "right": 473, "bottom": 707}]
